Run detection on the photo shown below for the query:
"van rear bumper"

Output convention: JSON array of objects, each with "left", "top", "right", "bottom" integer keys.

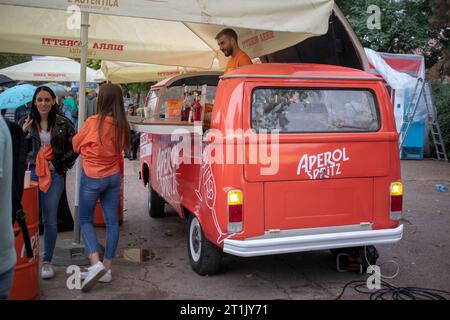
[{"left": 223, "top": 225, "right": 403, "bottom": 257}]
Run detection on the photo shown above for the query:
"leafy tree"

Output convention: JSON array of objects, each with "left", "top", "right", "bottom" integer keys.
[
  {"left": 0, "top": 53, "right": 32, "bottom": 69},
  {"left": 335, "top": 0, "right": 443, "bottom": 69},
  {"left": 430, "top": 80, "right": 450, "bottom": 158},
  {"left": 87, "top": 59, "right": 102, "bottom": 70},
  {"left": 122, "top": 82, "right": 156, "bottom": 106},
  {"left": 428, "top": 0, "right": 449, "bottom": 78}
]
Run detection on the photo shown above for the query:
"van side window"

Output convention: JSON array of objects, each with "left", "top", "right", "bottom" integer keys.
[
  {"left": 251, "top": 88, "right": 380, "bottom": 133},
  {"left": 159, "top": 86, "right": 184, "bottom": 118},
  {"left": 158, "top": 85, "right": 217, "bottom": 122},
  {"left": 145, "top": 90, "right": 158, "bottom": 118}
]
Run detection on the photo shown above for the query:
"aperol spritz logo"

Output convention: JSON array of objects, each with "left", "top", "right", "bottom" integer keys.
[{"left": 297, "top": 147, "right": 350, "bottom": 180}]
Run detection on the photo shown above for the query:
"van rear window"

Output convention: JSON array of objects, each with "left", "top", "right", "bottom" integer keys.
[{"left": 251, "top": 88, "right": 380, "bottom": 133}]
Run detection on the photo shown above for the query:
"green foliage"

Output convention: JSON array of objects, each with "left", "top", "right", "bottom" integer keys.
[
  {"left": 0, "top": 53, "right": 32, "bottom": 69},
  {"left": 430, "top": 81, "right": 450, "bottom": 159},
  {"left": 121, "top": 82, "right": 156, "bottom": 106},
  {"left": 87, "top": 59, "right": 101, "bottom": 70},
  {"left": 428, "top": 0, "right": 449, "bottom": 78},
  {"left": 122, "top": 82, "right": 155, "bottom": 94},
  {"left": 335, "top": 0, "right": 443, "bottom": 69}
]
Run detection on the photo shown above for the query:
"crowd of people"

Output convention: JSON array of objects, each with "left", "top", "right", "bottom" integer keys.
[
  {"left": 0, "top": 83, "right": 133, "bottom": 297},
  {"left": 0, "top": 27, "right": 251, "bottom": 299}
]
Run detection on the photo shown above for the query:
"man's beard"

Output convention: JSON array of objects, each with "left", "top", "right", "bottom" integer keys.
[{"left": 222, "top": 49, "right": 232, "bottom": 57}]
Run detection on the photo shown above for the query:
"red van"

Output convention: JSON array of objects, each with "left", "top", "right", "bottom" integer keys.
[{"left": 134, "top": 63, "right": 403, "bottom": 275}]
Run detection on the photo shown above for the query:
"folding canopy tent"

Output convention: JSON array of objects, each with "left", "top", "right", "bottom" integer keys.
[
  {"left": 0, "top": 0, "right": 359, "bottom": 264},
  {"left": 0, "top": 55, "right": 104, "bottom": 82},
  {"left": 0, "top": 1, "right": 334, "bottom": 69},
  {"left": 100, "top": 59, "right": 230, "bottom": 83}
]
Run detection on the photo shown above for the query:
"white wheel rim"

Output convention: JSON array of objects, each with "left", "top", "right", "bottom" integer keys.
[{"left": 189, "top": 217, "right": 202, "bottom": 262}]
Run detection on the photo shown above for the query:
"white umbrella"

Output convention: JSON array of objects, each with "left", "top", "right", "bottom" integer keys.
[
  {"left": 42, "top": 82, "right": 69, "bottom": 96},
  {"left": 0, "top": 56, "right": 104, "bottom": 82}
]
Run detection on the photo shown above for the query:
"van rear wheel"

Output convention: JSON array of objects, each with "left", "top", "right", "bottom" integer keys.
[
  {"left": 148, "top": 184, "right": 165, "bottom": 218},
  {"left": 188, "top": 215, "right": 222, "bottom": 275}
]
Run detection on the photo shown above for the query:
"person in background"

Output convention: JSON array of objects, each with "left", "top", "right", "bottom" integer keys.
[
  {"left": 1, "top": 108, "right": 15, "bottom": 123},
  {"left": 73, "top": 83, "right": 131, "bottom": 292},
  {"left": 0, "top": 115, "right": 16, "bottom": 300},
  {"left": 14, "top": 102, "right": 30, "bottom": 123},
  {"left": 215, "top": 28, "right": 253, "bottom": 74},
  {"left": 19, "top": 86, "right": 78, "bottom": 280},
  {"left": 86, "top": 89, "right": 97, "bottom": 118},
  {"left": 125, "top": 106, "right": 140, "bottom": 160},
  {"left": 63, "top": 91, "right": 78, "bottom": 130},
  {"left": 123, "top": 92, "right": 132, "bottom": 111}
]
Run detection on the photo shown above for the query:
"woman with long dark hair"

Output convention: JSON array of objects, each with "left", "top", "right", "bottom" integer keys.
[
  {"left": 73, "top": 83, "right": 130, "bottom": 292},
  {"left": 19, "top": 86, "right": 78, "bottom": 280}
]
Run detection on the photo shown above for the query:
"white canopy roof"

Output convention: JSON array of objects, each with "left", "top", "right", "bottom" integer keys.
[
  {"left": 0, "top": 56, "right": 105, "bottom": 82},
  {"left": 101, "top": 58, "right": 230, "bottom": 83},
  {"left": 0, "top": 1, "right": 334, "bottom": 69},
  {"left": 0, "top": 0, "right": 333, "bottom": 32}
]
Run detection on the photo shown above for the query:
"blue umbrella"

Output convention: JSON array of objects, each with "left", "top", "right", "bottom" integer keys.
[
  {"left": 0, "top": 84, "right": 37, "bottom": 109},
  {"left": 42, "top": 82, "right": 69, "bottom": 97}
]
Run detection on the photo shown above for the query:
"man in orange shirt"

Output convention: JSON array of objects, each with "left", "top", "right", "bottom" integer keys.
[{"left": 216, "top": 28, "right": 253, "bottom": 74}]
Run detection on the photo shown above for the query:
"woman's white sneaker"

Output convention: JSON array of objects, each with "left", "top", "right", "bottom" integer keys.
[
  {"left": 41, "top": 262, "right": 55, "bottom": 280},
  {"left": 81, "top": 261, "right": 106, "bottom": 292},
  {"left": 80, "top": 269, "right": 112, "bottom": 283}
]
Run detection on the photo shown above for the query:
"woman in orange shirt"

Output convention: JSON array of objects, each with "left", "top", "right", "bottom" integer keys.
[{"left": 72, "top": 84, "right": 130, "bottom": 292}]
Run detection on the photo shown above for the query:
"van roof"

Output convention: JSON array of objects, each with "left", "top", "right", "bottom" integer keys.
[
  {"left": 151, "top": 71, "right": 223, "bottom": 89},
  {"left": 221, "top": 63, "right": 381, "bottom": 81},
  {"left": 150, "top": 64, "right": 381, "bottom": 91}
]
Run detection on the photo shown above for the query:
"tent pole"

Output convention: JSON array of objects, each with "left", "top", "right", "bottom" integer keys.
[
  {"left": 52, "top": 12, "right": 91, "bottom": 266},
  {"left": 74, "top": 11, "right": 89, "bottom": 244}
]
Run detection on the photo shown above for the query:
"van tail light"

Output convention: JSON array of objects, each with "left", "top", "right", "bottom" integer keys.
[
  {"left": 228, "top": 190, "right": 243, "bottom": 233},
  {"left": 390, "top": 182, "right": 403, "bottom": 220}
]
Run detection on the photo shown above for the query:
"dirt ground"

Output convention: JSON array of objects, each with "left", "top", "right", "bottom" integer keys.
[{"left": 37, "top": 158, "right": 450, "bottom": 300}]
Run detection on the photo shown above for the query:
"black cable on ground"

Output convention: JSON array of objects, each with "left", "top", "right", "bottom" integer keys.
[{"left": 336, "top": 279, "right": 450, "bottom": 300}]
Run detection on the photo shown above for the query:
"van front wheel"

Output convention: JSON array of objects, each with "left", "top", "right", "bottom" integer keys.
[
  {"left": 148, "top": 184, "right": 165, "bottom": 218},
  {"left": 188, "top": 215, "right": 222, "bottom": 275}
]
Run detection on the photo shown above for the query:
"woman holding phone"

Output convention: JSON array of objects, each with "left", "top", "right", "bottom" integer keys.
[{"left": 19, "top": 86, "right": 78, "bottom": 280}]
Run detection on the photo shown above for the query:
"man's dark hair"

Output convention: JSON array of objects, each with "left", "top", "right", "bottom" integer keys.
[{"left": 215, "top": 28, "right": 238, "bottom": 41}]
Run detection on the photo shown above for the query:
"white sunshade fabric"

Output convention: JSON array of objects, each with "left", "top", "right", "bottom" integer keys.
[
  {"left": 0, "top": 0, "right": 333, "bottom": 33},
  {"left": 0, "top": 55, "right": 104, "bottom": 82},
  {"left": 101, "top": 60, "right": 226, "bottom": 83},
  {"left": 0, "top": 0, "right": 335, "bottom": 231},
  {"left": 0, "top": 1, "right": 334, "bottom": 69}
]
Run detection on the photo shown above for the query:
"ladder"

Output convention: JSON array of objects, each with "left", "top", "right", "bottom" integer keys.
[
  {"left": 398, "top": 78, "right": 425, "bottom": 151},
  {"left": 423, "top": 82, "right": 448, "bottom": 161}
]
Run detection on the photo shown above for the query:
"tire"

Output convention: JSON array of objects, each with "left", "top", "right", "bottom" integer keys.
[
  {"left": 187, "top": 214, "right": 222, "bottom": 275},
  {"left": 148, "top": 183, "right": 165, "bottom": 218}
]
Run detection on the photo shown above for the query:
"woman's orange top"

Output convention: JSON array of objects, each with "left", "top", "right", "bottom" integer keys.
[
  {"left": 35, "top": 145, "right": 54, "bottom": 192},
  {"left": 72, "top": 115, "right": 123, "bottom": 179}
]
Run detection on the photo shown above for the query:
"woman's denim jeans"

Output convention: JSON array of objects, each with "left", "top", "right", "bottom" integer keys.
[
  {"left": 30, "top": 166, "right": 64, "bottom": 262},
  {"left": 79, "top": 170, "right": 121, "bottom": 260}
]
